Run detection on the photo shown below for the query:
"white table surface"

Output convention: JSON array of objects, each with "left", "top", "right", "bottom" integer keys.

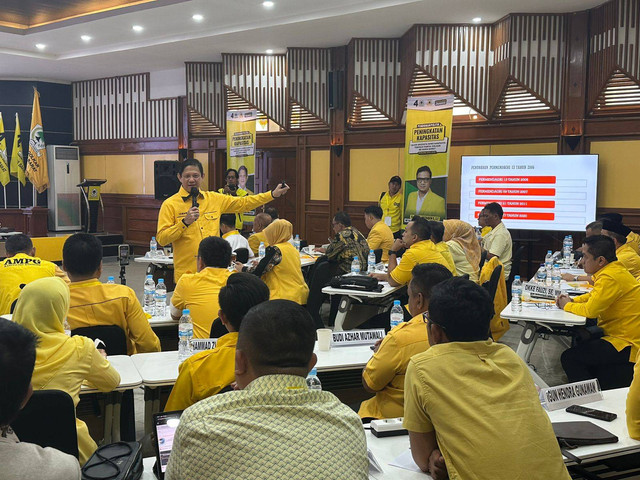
[
  {"left": 148, "top": 314, "right": 178, "bottom": 327},
  {"left": 81, "top": 355, "right": 142, "bottom": 394},
  {"left": 132, "top": 343, "right": 373, "bottom": 387},
  {"left": 500, "top": 302, "right": 586, "bottom": 326},
  {"left": 322, "top": 282, "right": 403, "bottom": 298}
]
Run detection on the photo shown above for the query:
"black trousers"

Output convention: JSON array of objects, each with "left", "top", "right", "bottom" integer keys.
[{"left": 561, "top": 339, "right": 634, "bottom": 390}]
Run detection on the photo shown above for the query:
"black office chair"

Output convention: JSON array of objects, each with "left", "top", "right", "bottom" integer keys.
[
  {"left": 482, "top": 264, "right": 503, "bottom": 303},
  {"left": 479, "top": 250, "right": 488, "bottom": 270},
  {"left": 235, "top": 248, "right": 250, "bottom": 264},
  {"left": 306, "top": 258, "right": 338, "bottom": 329},
  {"left": 11, "top": 390, "right": 79, "bottom": 459},
  {"left": 71, "top": 325, "right": 128, "bottom": 356},
  {"left": 373, "top": 249, "right": 383, "bottom": 264},
  {"left": 506, "top": 245, "right": 526, "bottom": 301},
  {"left": 210, "top": 317, "right": 229, "bottom": 338}
]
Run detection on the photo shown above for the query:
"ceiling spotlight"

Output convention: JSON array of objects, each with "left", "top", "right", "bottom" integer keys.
[
  {"left": 265, "top": 49, "right": 274, "bottom": 54},
  {"left": 192, "top": 14, "right": 204, "bottom": 21},
  {"left": 472, "top": 17, "right": 482, "bottom": 23},
  {"left": 81, "top": 35, "right": 92, "bottom": 42},
  {"left": 35, "top": 43, "right": 46, "bottom": 50},
  {"left": 132, "top": 25, "right": 144, "bottom": 32},
  {"left": 262, "top": 1, "right": 275, "bottom": 8}
]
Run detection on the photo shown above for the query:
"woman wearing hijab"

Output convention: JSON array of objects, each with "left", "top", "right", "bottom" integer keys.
[
  {"left": 13, "top": 277, "right": 120, "bottom": 465},
  {"left": 244, "top": 219, "right": 309, "bottom": 304},
  {"left": 443, "top": 220, "right": 482, "bottom": 283}
]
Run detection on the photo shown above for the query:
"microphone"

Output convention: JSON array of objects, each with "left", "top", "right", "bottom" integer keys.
[{"left": 190, "top": 187, "right": 199, "bottom": 208}]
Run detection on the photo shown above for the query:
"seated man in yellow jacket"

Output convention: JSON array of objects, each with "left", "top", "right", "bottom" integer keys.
[
  {"left": 601, "top": 218, "right": 640, "bottom": 280},
  {"left": 165, "top": 273, "right": 270, "bottom": 411},
  {"left": 557, "top": 235, "right": 640, "bottom": 389},
  {"left": 370, "top": 216, "right": 452, "bottom": 286},
  {"left": 364, "top": 205, "right": 394, "bottom": 262},
  {"left": 601, "top": 213, "right": 640, "bottom": 254},
  {"left": 248, "top": 212, "right": 272, "bottom": 256},
  {"left": 64, "top": 233, "right": 160, "bottom": 355},
  {"left": 0, "top": 234, "right": 69, "bottom": 314},
  {"left": 428, "top": 221, "right": 457, "bottom": 276},
  {"left": 171, "top": 236, "right": 234, "bottom": 339},
  {"left": 359, "top": 263, "right": 452, "bottom": 420}
]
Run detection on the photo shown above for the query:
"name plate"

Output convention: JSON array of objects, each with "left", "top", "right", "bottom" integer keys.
[
  {"left": 331, "top": 329, "right": 385, "bottom": 347},
  {"left": 540, "top": 379, "right": 603, "bottom": 411},
  {"left": 191, "top": 338, "right": 218, "bottom": 352},
  {"left": 524, "top": 282, "right": 562, "bottom": 300}
]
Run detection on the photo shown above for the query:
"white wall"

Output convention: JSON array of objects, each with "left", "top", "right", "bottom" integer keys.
[{"left": 149, "top": 67, "right": 185, "bottom": 98}]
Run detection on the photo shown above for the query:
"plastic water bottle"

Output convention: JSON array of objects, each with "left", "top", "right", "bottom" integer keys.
[
  {"left": 178, "top": 309, "right": 193, "bottom": 363},
  {"left": 552, "top": 264, "right": 561, "bottom": 287},
  {"left": 535, "top": 265, "right": 547, "bottom": 284},
  {"left": 563, "top": 236, "right": 572, "bottom": 266},
  {"left": 306, "top": 367, "right": 322, "bottom": 391},
  {"left": 545, "top": 250, "right": 553, "bottom": 285},
  {"left": 390, "top": 300, "right": 404, "bottom": 329},
  {"left": 150, "top": 236, "right": 158, "bottom": 257},
  {"left": 294, "top": 234, "right": 301, "bottom": 252},
  {"left": 511, "top": 276, "right": 522, "bottom": 312},
  {"left": 106, "top": 276, "right": 115, "bottom": 284},
  {"left": 367, "top": 249, "right": 376, "bottom": 274},
  {"left": 143, "top": 275, "right": 155, "bottom": 315},
  {"left": 351, "top": 256, "right": 360, "bottom": 274},
  {"left": 258, "top": 242, "right": 266, "bottom": 259},
  {"left": 568, "top": 235, "right": 573, "bottom": 252},
  {"left": 154, "top": 279, "right": 167, "bottom": 318}
]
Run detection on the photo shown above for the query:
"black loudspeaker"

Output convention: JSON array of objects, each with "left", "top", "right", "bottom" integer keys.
[
  {"left": 328, "top": 70, "right": 343, "bottom": 110},
  {"left": 154, "top": 161, "right": 181, "bottom": 200}
]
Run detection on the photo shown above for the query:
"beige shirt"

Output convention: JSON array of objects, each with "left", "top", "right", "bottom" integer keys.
[{"left": 483, "top": 222, "right": 512, "bottom": 278}]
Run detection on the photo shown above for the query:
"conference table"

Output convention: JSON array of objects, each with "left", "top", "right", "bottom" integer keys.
[
  {"left": 134, "top": 252, "right": 317, "bottom": 268},
  {"left": 132, "top": 343, "right": 374, "bottom": 434},
  {"left": 140, "top": 387, "right": 640, "bottom": 479},
  {"left": 80, "top": 355, "right": 142, "bottom": 444},
  {"left": 322, "top": 282, "right": 405, "bottom": 331}
]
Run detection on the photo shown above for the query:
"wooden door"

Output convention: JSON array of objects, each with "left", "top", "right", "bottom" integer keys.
[{"left": 261, "top": 150, "right": 298, "bottom": 231}]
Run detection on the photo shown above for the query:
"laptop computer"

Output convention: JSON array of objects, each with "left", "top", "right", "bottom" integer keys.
[{"left": 152, "top": 410, "right": 183, "bottom": 479}]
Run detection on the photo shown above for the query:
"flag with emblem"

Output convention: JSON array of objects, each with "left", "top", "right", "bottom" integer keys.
[
  {"left": 0, "top": 113, "right": 10, "bottom": 187},
  {"left": 26, "top": 88, "right": 49, "bottom": 193},
  {"left": 10, "top": 112, "right": 26, "bottom": 186}
]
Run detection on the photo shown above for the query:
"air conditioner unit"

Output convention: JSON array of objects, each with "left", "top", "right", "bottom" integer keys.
[{"left": 46, "top": 145, "right": 82, "bottom": 231}]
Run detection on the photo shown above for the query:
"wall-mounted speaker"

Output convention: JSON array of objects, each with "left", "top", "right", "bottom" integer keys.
[
  {"left": 154, "top": 161, "right": 181, "bottom": 200},
  {"left": 328, "top": 70, "right": 344, "bottom": 110}
]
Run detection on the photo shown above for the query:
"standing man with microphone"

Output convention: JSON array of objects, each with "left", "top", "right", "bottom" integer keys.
[{"left": 157, "top": 159, "right": 289, "bottom": 282}]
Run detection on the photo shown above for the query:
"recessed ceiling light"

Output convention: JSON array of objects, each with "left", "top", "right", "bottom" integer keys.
[
  {"left": 81, "top": 35, "right": 92, "bottom": 42},
  {"left": 132, "top": 25, "right": 144, "bottom": 32},
  {"left": 192, "top": 14, "right": 204, "bottom": 21},
  {"left": 35, "top": 43, "right": 46, "bottom": 50},
  {"left": 262, "top": 1, "right": 275, "bottom": 8},
  {"left": 472, "top": 17, "right": 482, "bottom": 23},
  {"left": 265, "top": 49, "right": 274, "bottom": 54}
]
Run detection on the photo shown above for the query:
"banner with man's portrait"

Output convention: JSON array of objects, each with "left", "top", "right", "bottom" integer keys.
[
  {"left": 226, "top": 109, "right": 257, "bottom": 224},
  {"left": 403, "top": 95, "right": 454, "bottom": 224}
]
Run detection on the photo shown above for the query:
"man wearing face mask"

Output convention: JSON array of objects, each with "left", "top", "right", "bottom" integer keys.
[{"left": 157, "top": 159, "right": 289, "bottom": 282}]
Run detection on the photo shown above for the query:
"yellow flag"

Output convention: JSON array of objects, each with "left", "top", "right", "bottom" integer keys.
[
  {"left": 26, "top": 89, "right": 49, "bottom": 193},
  {"left": 0, "top": 113, "right": 10, "bottom": 187},
  {"left": 10, "top": 113, "right": 26, "bottom": 186}
]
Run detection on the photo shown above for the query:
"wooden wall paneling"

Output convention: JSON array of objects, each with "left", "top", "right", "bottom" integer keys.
[
  {"left": 412, "top": 24, "right": 492, "bottom": 117},
  {"left": 347, "top": 38, "right": 401, "bottom": 127},
  {"left": 287, "top": 48, "right": 331, "bottom": 130},
  {"left": 329, "top": 47, "right": 347, "bottom": 220},
  {"left": 223, "top": 53, "right": 287, "bottom": 128},
  {"left": 101, "top": 194, "right": 163, "bottom": 249},
  {"left": 398, "top": 27, "right": 417, "bottom": 121},
  {"left": 73, "top": 73, "right": 178, "bottom": 141},
  {"left": 185, "top": 62, "right": 225, "bottom": 135}
]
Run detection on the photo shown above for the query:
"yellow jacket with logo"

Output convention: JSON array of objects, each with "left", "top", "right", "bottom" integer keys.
[
  {"left": 367, "top": 220, "right": 395, "bottom": 262},
  {"left": 616, "top": 242, "right": 640, "bottom": 280},
  {"left": 379, "top": 192, "right": 403, "bottom": 233},
  {"left": 0, "top": 253, "right": 69, "bottom": 314},
  {"left": 157, "top": 186, "right": 273, "bottom": 282}
]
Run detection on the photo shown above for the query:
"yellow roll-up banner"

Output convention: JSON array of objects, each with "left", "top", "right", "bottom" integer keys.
[
  {"left": 403, "top": 95, "right": 454, "bottom": 224},
  {"left": 226, "top": 109, "right": 257, "bottom": 225}
]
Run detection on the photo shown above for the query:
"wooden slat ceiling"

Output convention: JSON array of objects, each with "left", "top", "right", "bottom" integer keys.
[{"left": 0, "top": 0, "right": 158, "bottom": 29}]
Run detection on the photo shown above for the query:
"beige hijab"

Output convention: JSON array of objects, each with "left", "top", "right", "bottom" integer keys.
[
  {"left": 443, "top": 220, "right": 481, "bottom": 271},
  {"left": 264, "top": 219, "right": 293, "bottom": 245}
]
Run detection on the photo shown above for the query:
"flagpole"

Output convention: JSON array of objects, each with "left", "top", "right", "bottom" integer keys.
[
  {"left": 17, "top": 185, "right": 21, "bottom": 209},
  {"left": 2, "top": 186, "right": 5, "bottom": 209},
  {"left": 32, "top": 185, "right": 36, "bottom": 207}
]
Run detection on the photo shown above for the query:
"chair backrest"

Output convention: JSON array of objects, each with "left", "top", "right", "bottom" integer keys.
[
  {"left": 373, "top": 249, "right": 383, "bottom": 264},
  {"left": 72, "top": 325, "right": 128, "bottom": 356},
  {"left": 235, "top": 248, "right": 250, "bottom": 264},
  {"left": 306, "top": 259, "right": 338, "bottom": 329},
  {"left": 11, "top": 390, "right": 79, "bottom": 459},
  {"left": 506, "top": 244, "right": 526, "bottom": 299},
  {"left": 479, "top": 249, "right": 488, "bottom": 269}
]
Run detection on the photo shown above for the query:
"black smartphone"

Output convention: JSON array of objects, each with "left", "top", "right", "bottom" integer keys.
[
  {"left": 118, "top": 244, "right": 130, "bottom": 266},
  {"left": 565, "top": 405, "right": 617, "bottom": 422},
  {"left": 280, "top": 179, "right": 286, "bottom": 188}
]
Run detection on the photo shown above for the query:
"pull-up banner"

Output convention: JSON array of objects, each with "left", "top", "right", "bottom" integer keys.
[
  {"left": 403, "top": 95, "right": 454, "bottom": 224},
  {"left": 226, "top": 109, "right": 257, "bottom": 225}
]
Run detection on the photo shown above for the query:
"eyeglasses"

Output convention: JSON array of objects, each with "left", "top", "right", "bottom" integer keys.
[
  {"left": 416, "top": 177, "right": 432, "bottom": 183},
  {"left": 423, "top": 311, "right": 447, "bottom": 331}
]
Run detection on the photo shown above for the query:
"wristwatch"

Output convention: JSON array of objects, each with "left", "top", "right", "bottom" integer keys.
[{"left": 388, "top": 250, "right": 398, "bottom": 256}]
